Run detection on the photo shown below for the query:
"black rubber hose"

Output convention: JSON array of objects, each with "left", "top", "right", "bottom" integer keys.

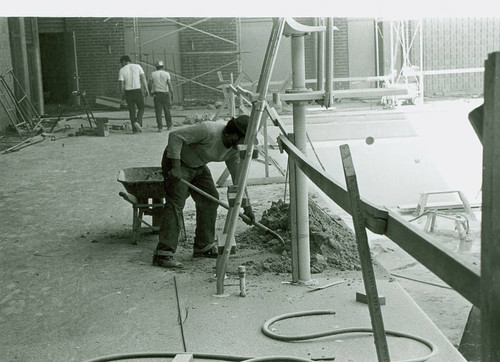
[
  {"left": 262, "top": 310, "right": 438, "bottom": 362},
  {"left": 83, "top": 352, "right": 313, "bottom": 362}
]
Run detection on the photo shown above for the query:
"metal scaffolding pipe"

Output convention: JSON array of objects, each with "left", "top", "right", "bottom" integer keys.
[
  {"left": 29, "top": 18, "right": 44, "bottom": 115},
  {"left": 291, "top": 34, "right": 311, "bottom": 283},
  {"left": 316, "top": 18, "right": 325, "bottom": 91},
  {"left": 325, "top": 18, "right": 334, "bottom": 108}
]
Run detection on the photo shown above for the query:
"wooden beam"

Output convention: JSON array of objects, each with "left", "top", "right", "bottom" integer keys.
[
  {"left": 341, "top": 144, "right": 390, "bottom": 361},
  {"left": 386, "top": 212, "right": 480, "bottom": 306},
  {"left": 278, "top": 134, "right": 481, "bottom": 306},
  {"left": 278, "top": 135, "right": 388, "bottom": 234},
  {"left": 481, "top": 51, "right": 500, "bottom": 362}
]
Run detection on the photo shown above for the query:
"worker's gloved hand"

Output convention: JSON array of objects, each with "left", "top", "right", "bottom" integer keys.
[
  {"left": 168, "top": 166, "right": 183, "bottom": 181},
  {"left": 243, "top": 205, "right": 255, "bottom": 225}
]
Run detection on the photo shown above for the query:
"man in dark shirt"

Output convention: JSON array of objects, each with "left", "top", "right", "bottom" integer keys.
[{"left": 154, "top": 115, "right": 255, "bottom": 268}]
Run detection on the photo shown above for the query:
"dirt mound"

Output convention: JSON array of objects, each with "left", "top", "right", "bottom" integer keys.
[{"left": 239, "top": 199, "right": 361, "bottom": 275}]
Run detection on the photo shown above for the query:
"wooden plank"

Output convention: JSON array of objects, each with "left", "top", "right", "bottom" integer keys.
[
  {"left": 386, "top": 211, "right": 480, "bottom": 306},
  {"left": 481, "top": 51, "right": 500, "bottom": 362},
  {"left": 340, "top": 144, "right": 390, "bottom": 362}
]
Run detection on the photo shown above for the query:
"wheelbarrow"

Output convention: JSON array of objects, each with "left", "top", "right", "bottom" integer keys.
[
  {"left": 118, "top": 166, "right": 285, "bottom": 246},
  {"left": 117, "top": 167, "right": 165, "bottom": 244}
]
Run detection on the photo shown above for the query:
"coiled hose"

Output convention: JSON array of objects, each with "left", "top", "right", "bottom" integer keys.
[
  {"left": 84, "top": 310, "right": 438, "bottom": 362},
  {"left": 262, "top": 310, "right": 438, "bottom": 362},
  {"left": 84, "top": 352, "right": 313, "bottom": 362}
]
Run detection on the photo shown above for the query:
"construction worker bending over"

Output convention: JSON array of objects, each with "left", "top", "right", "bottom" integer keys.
[
  {"left": 148, "top": 60, "right": 174, "bottom": 133},
  {"left": 153, "top": 115, "right": 255, "bottom": 268}
]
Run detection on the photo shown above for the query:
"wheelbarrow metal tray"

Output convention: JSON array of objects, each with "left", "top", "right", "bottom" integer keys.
[{"left": 117, "top": 167, "right": 165, "bottom": 199}]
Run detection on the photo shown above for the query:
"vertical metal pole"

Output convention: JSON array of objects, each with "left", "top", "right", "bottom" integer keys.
[
  {"left": 72, "top": 31, "right": 80, "bottom": 106},
  {"left": 237, "top": 17, "right": 242, "bottom": 75},
  {"left": 288, "top": 134, "right": 299, "bottom": 283},
  {"left": 390, "top": 21, "right": 395, "bottom": 84},
  {"left": 133, "top": 18, "right": 139, "bottom": 62},
  {"left": 29, "top": 18, "right": 44, "bottom": 115},
  {"left": 419, "top": 19, "right": 424, "bottom": 102},
  {"left": 291, "top": 34, "right": 311, "bottom": 284},
  {"left": 316, "top": 18, "right": 325, "bottom": 91},
  {"left": 230, "top": 73, "right": 236, "bottom": 118},
  {"left": 325, "top": 18, "right": 334, "bottom": 108},
  {"left": 375, "top": 20, "right": 380, "bottom": 88},
  {"left": 263, "top": 112, "right": 270, "bottom": 178}
]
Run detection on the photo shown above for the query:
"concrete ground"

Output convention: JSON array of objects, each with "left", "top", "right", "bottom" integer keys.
[{"left": 0, "top": 98, "right": 480, "bottom": 361}]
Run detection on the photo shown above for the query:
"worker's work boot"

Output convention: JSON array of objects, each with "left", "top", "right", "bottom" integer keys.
[
  {"left": 193, "top": 243, "right": 217, "bottom": 258},
  {"left": 152, "top": 250, "right": 182, "bottom": 268},
  {"left": 134, "top": 122, "right": 143, "bottom": 133}
]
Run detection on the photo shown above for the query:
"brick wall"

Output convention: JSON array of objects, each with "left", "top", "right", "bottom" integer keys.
[
  {"left": 179, "top": 18, "right": 239, "bottom": 103},
  {"left": 63, "top": 18, "right": 126, "bottom": 102},
  {"left": 333, "top": 18, "right": 349, "bottom": 90},
  {"left": 423, "top": 17, "right": 500, "bottom": 96},
  {"left": 0, "top": 18, "right": 13, "bottom": 133}
]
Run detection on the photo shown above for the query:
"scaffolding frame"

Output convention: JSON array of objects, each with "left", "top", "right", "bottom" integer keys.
[{"left": 129, "top": 17, "right": 243, "bottom": 100}]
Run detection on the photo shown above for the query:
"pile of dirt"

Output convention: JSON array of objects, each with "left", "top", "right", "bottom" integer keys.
[{"left": 238, "top": 199, "right": 361, "bottom": 275}]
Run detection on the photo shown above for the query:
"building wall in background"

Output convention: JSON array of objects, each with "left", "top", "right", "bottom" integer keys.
[
  {"left": 6, "top": 16, "right": 499, "bottom": 120},
  {"left": 240, "top": 18, "right": 291, "bottom": 87},
  {"left": 37, "top": 17, "right": 126, "bottom": 104},
  {"left": 423, "top": 17, "right": 500, "bottom": 96},
  {"left": 178, "top": 17, "right": 239, "bottom": 103},
  {"left": 239, "top": 18, "right": 350, "bottom": 92},
  {"left": 0, "top": 18, "right": 13, "bottom": 132},
  {"left": 64, "top": 18, "right": 126, "bottom": 102},
  {"left": 333, "top": 18, "right": 350, "bottom": 90}
]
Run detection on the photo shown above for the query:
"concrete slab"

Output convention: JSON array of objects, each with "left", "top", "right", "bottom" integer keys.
[
  {"left": 0, "top": 100, "right": 474, "bottom": 362},
  {"left": 169, "top": 273, "right": 464, "bottom": 362}
]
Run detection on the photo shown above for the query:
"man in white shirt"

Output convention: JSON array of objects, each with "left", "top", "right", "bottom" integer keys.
[
  {"left": 149, "top": 60, "right": 174, "bottom": 132},
  {"left": 118, "top": 55, "right": 149, "bottom": 133}
]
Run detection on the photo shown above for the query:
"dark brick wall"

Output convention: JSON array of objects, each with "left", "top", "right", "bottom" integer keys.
[
  {"left": 63, "top": 18, "right": 126, "bottom": 102},
  {"left": 0, "top": 18, "right": 13, "bottom": 132},
  {"left": 179, "top": 18, "right": 239, "bottom": 103}
]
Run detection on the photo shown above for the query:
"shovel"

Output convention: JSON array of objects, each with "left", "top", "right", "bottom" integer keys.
[{"left": 179, "top": 178, "right": 285, "bottom": 245}]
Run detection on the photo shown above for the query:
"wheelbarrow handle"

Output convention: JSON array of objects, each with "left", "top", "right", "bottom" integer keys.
[{"left": 179, "top": 179, "right": 285, "bottom": 244}]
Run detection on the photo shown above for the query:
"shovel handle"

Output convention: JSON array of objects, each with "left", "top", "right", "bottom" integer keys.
[{"left": 179, "top": 179, "right": 285, "bottom": 244}]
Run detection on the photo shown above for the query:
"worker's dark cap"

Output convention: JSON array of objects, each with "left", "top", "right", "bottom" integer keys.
[{"left": 233, "top": 115, "right": 250, "bottom": 137}]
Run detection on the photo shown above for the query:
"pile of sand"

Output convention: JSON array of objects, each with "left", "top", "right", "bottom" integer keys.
[{"left": 238, "top": 199, "right": 361, "bottom": 275}]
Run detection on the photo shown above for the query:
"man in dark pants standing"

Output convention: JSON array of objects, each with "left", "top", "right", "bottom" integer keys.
[
  {"left": 149, "top": 60, "right": 174, "bottom": 132},
  {"left": 153, "top": 115, "right": 255, "bottom": 268},
  {"left": 118, "top": 55, "right": 149, "bottom": 133}
]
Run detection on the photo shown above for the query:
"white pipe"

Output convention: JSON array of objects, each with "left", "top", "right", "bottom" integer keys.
[{"left": 291, "top": 34, "right": 311, "bottom": 284}]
